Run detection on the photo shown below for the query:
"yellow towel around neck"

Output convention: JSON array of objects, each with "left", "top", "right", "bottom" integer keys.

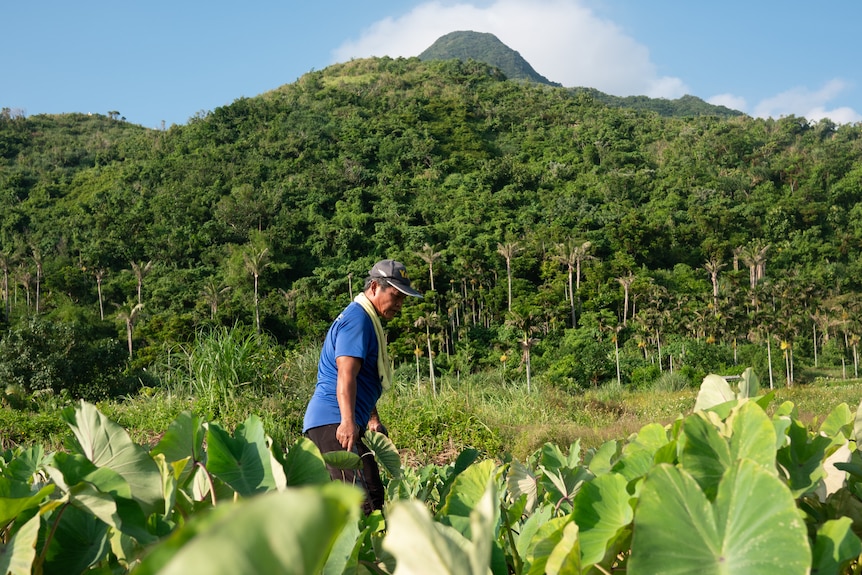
[{"left": 354, "top": 292, "right": 392, "bottom": 390}]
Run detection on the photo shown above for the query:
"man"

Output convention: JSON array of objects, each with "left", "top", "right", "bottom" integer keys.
[{"left": 303, "top": 259, "right": 422, "bottom": 514}]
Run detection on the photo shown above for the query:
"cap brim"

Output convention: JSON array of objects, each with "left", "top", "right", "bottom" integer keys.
[{"left": 386, "top": 279, "right": 423, "bottom": 298}]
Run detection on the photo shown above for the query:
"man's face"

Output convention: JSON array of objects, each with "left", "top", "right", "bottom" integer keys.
[{"left": 369, "top": 282, "right": 406, "bottom": 320}]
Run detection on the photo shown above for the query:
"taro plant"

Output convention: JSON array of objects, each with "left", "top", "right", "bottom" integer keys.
[{"left": 4, "top": 369, "right": 862, "bottom": 574}]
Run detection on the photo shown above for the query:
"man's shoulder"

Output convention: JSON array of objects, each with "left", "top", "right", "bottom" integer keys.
[{"left": 335, "top": 302, "right": 372, "bottom": 328}]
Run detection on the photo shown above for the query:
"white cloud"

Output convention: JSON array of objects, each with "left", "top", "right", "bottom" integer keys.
[
  {"left": 332, "top": 0, "right": 687, "bottom": 98},
  {"left": 752, "top": 79, "right": 861, "bottom": 123},
  {"left": 805, "top": 106, "right": 862, "bottom": 124},
  {"left": 707, "top": 94, "right": 748, "bottom": 113}
]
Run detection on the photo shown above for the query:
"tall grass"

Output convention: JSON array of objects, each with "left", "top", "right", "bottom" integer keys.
[
  {"left": 150, "top": 325, "right": 287, "bottom": 419},
  {"left": 5, "top": 330, "right": 862, "bottom": 463}
]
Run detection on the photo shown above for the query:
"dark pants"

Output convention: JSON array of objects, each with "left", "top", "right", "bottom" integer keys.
[{"left": 305, "top": 424, "right": 385, "bottom": 515}]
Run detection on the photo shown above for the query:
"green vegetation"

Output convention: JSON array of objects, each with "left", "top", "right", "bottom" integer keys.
[
  {"left": 571, "top": 88, "right": 745, "bottom": 117},
  {"left": 3, "top": 375, "right": 862, "bottom": 573},
  {"left": 4, "top": 49, "right": 862, "bottom": 574},
  {"left": 2, "top": 57, "right": 862, "bottom": 410},
  {"left": 4, "top": 326, "right": 862, "bottom": 468}
]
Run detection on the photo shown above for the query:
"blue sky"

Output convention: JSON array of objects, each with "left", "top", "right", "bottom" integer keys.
[{"left": 4, "top": 0, "right": 860, "bottom": 129}]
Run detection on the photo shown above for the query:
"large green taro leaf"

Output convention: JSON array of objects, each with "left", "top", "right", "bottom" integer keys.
[
  {"left": 521, "top": 515, "right": 580, "bottom": 575},
  {"left": 694, "top": 374, "right": 736, "bottom": 412},
  {"left": 61, "top": 401, "right": 162, "bottom": 516},
  {"left": 384, "top": 481, "right": 497, "bottom": 575},
  {"left": 435, "top": 460, "right": 505, "bottom": 574},
  {"left": 777, "top": 418, "right": 831, "bottom": 497},
  {"left": 150, "top": 411, "right": 206, "bottom": 485},
  {"left": 364, "top": 429, "right": 402, "bottom": 479},
  {"left": 0, "top": 513, "right": 39, "bottom": 575},
  {"left": 42, "top": 504, "right": 111, "bottom": 575},
  {"left": 134, "top": 483, "right": 363, "bottom": 575},
  {"left": 727, "top": 400, "right": 777, "bottom": 468},
  {"left": 437, "top": 459, "right": 497, "bottom": 532},
  {"left": 280, "top": 436, "right": 330, "bottom": 486},
  {"left": 572, "top": 472, "right": 633, "bottom": 568},
  {"left": 629, "top": 459, "right": 810, "bottom": 575},
  {"left": 204, "top": 416, "right": 275, "bottom": 496},
  {"left": 0, "top": 477, "right": 54, "bottom": 528},
  {"left": 812, "top": 517, "right": 862, "bottom": 575},
  {"left": 678, "top": 413, "right": 731, "bottom": 499},
  {"left": 46, "top": 452, "right": 156, "bottom": 544},
  {"left": 513, "top": 503, "right": 555, "bottom": 568},
  {"left": 2, "top": 444, "right": 46, "bottom": 484},
  {"left": 611, "top": 422, "right": 669, "bottom": 482},
  {"left": 507, "top": 459, "right": 538, "bottom": 513},
  {"left": 819, "top": 403, "right": 853, "bottom": 445},
  {"left": 680, "top": 401, "right": 776, "bottom": 499}
]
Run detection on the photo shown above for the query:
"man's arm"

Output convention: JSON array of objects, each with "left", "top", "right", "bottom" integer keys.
[{"left": 335, "top": 355, "right": 363, "bottom": 452}]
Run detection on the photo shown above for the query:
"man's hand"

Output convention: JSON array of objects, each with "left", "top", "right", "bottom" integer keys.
[
  {"left": 368, "top": 411, "right": 389, "bottom": 437},
  {"left": 336, "top": 419, "right": 360, "bottom": 452}
]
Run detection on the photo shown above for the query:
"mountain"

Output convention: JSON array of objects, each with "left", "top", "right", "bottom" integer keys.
[
  {"left": 570, "top": 88, "right": 744, "bottom": 119},
  {"left": 419, "top": 30, "right": 743, "bottom": 118},
  {"left": 419, "top": 30, "right": 561, "bottom": 87}
]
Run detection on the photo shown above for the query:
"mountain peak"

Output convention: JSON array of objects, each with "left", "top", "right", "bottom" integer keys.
[{"left": 419, "top": 30, "right": 561, "bottom": 87}]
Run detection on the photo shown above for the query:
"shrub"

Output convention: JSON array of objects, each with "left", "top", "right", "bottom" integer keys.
[
  {"left": 628, "top": 363, "right": 661, "bottom": 390},
  {"left": 676, "top": 338, "right": 735, "bottom": 381},
  {"left": 0, "top": 317, "right": 132, "bottom": 401},
  {"left": 541, "top": 331, "right": 614, "bottom": 390}
]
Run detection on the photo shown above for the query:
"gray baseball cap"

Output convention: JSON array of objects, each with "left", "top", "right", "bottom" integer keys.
[{"left": 369, "top": 259, "right": 423, "bottom": 298}]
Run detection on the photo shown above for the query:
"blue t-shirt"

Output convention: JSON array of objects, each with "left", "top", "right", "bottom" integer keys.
[{"left": 303, "top": 302, "right": 383, "bottom": 433}]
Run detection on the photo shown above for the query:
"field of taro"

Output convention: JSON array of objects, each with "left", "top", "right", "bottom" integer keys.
[{"left": 3, "top": 368, "right": 862, "bottom": 574}]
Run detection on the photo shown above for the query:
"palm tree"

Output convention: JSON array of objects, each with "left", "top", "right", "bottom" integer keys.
[
  {"left": 506, "top": 309, "right": 539, "bottom": 393},
  {"left": 617, "top": 272, "right": 635, "bottom": 326},
  {"left": 410, "top": 333, "right": 425, "bottom": 391},
  {"left": 94, "top": 268, "right": 107, "bottom": 320},
  {"left": 496, "top": 241, "right": 521, "bottom": 312},
  {"left": 703, "top": 256, "right": 726, "bottom": 316},
  {"left": 31, "top": 246, "right": 43, "bottom": 314},
  {"left": 738, "top": 240, "right": 769, "bottom": 305},
  {"left": 15, "top": 264, "right": 32, "bottom": 310},
  {"left": 114, "top": 300, "right": 145, "bottom": 359},
  {"left": 279, "top": 287, "right": 299, "bottom": 319},
  {"left": 202, "top": 278, "right": 231, "bottom": 320},
  {"left": 418, "top": 243, "right": 442, "bottom": 292},
  {"left": 414, "top": 313, "right": 439, "bottom": 395},
  {"left": 553, "top": 239, "right": 593, "bottom": 327},
  {"left": 591, "top": 309, "right": 623, "bottom": 385},
  {"left": 732, "top": 246, "right": 744, "bottom": 271},
  {"left": 0, "top": 251, "right": 11, "bottom": 322},
  {"left": 242, "top": 245, "right": 270, "bottom": 333},
  {"left": 130, "top": 260, "right": 154, "bottom": 304}
]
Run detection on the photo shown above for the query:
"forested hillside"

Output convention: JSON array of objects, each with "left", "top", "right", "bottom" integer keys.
[{"left": 2, "top": 56, "right": 862, "bottom": 399}]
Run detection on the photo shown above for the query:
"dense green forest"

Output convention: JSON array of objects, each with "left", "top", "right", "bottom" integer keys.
[{"left": 2, "top": 56, "right": 862, "bottom": 402}]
